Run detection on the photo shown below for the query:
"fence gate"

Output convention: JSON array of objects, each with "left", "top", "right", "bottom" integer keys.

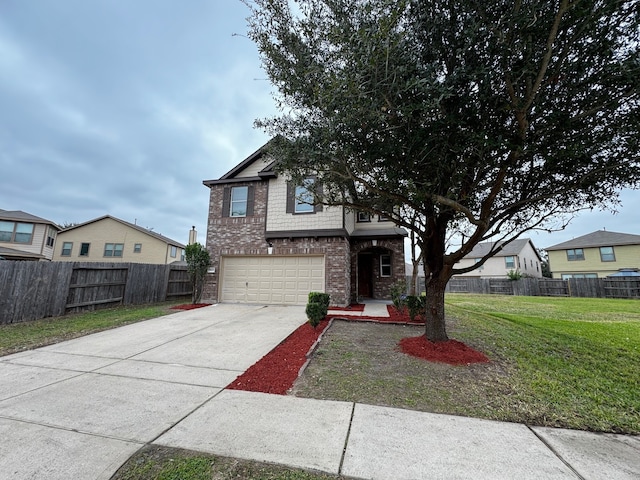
[{"left": 65, "top": 266, "right": 128, "bottom": 313}]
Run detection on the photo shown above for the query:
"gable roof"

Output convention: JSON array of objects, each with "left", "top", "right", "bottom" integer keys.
[
  {"left": 60, "top": 215, "right": 185, "bottom": 247},
  {"left": 546, "top": 230, "right": 640, "bottom": 250},
  {"left": 0, "top": 210, "right": 59, "bottom": 229},
  {"left": 465, "top": 238, "right": 541, "bottom": 261},
  {"left": 203, "top": 140, "right": 278, "bottom": 187}
]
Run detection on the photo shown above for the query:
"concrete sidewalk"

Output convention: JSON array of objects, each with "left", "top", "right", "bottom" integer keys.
[{"left": 0, "top": 304, "right": 638, "bottom": 480}]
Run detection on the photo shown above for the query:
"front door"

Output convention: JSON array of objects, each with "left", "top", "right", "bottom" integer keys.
[{"left": 358, "top": 253, "right": 373, "bottom": 298}]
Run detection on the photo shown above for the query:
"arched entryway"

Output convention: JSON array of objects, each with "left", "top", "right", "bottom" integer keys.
[{"left": 351, "top": 238, "right": 402, "bottom": 301}]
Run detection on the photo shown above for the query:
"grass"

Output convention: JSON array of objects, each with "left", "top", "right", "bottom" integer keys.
[
  {"left": 111, "top": 446, "right": 338, "bottom": 480},
  {"left": 293, "top": 294, "right": 640, "bottom": 434},
  {"left": 0, "top": 301, "right": 185, "bottom": 357},
  {"left": 445, "top": 294, "right": 640, "bottom": 433}
]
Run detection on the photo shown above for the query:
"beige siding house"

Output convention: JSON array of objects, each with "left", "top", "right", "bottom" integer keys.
[
  {"left": 0, "top": 209, "right": 60, "bottom": 261},
  {"left": 454, "top": 238, "right": 543, "bottom": 278},
  {"left": 547, "top": 230, "right": 640, "bottom": 279},
  {"left": 203, "top": 142, "right": 407, "bottom": 306},
  {"left": 53, "top": 215, "right": 185, "bottom": 264}
]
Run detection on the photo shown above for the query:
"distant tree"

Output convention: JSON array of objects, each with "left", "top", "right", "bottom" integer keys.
[
  {"left": 539, "top": 249, "right": 553, "bottom": 278},
  {"left": 185, "top": 243, "right": 211, "bottom": 304},
  {"left": 60, "top": 222, "right": 78, "bottom": 229},
  {"left": 246, "top": 0, "right": 640, "bottom": 341}
]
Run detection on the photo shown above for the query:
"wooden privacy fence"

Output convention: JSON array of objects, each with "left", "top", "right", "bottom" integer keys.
[
  {"left": 437, "top": 276, "right": 640, "bottom": 299},
  {"left": 0, "top": 262, "right": 192, "bottom": 325}
]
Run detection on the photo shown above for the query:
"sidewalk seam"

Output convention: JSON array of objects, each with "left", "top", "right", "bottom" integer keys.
[
  {"left": 526, "top": 425, "right": 586, "bottom": 480},
  {"left": 338, "top": 402, "right": 357, "bottom": 476}
]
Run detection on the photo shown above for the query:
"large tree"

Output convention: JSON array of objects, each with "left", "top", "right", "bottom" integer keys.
[{"left": 245, "top": 0, "right": 640, "bottom": 341}]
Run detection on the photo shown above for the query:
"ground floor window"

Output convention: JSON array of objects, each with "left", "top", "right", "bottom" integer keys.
[
  {"left": 561, "top": 273, "right": 597, "bottom": 279},
  {"left": 380, "top": 254, "right": 391, "bottom": 277}
]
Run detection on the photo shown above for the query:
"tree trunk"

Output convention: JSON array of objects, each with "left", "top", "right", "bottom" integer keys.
[
  {"left": 424, "top": 275, "right": 449, "bottom": 342},
  {"left": 421, "top": 213, "right": 453, "bottom": 342},
  {"left": 409, "top": 265, "right": 419, "bottom": 296}
]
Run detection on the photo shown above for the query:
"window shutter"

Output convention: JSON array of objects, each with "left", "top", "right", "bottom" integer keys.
[
  {"left": 222, "top": 187, "right": 231, "bottom": 218},
  {"left": 314, "top": 181, "right": 323, "bottom": 213},
  {"left": 246, "top": 185, "right": 255, "bottom": 216},
  {"left": 286, "top": 182, "right": 295, "bottom": 213}
]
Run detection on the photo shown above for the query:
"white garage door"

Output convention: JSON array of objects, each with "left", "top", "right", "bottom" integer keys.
[{"left": 220, "top": 255, "right": 325, "bottom": 305}]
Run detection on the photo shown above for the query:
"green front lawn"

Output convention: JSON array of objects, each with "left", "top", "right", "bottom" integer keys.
[
  {"left": 0, "top": 302, "right": 184, "bottom": 357},
  {"left": 446, "top": 294, "right": 640, "bottom": 433}
]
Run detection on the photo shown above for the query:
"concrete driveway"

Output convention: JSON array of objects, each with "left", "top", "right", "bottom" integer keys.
[
  {"left": 1, "top": 303, "right": 639, "bottom": 480},
  {"left": 0, "top": 304, "right": 306, "bottom": 480}
]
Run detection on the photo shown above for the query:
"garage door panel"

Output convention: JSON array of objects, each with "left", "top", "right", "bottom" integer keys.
[{"left": 221, "top": 255, "right": 325, "bottom": 305}]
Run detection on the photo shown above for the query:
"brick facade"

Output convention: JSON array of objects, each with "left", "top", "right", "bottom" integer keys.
[{"left": 203, "top": 169, "right": 405, "bottom": 307}]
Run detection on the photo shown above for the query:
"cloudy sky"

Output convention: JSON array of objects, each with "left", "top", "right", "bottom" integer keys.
[{"left": 1, "top": 1, "right": 638, "bottom": 252}]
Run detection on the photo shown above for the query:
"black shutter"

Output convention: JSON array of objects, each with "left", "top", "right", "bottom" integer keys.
[
  {"left": 222, "top": 187, "right": 231, "bottom": 217},
  {"left": 246, "top": 185, "right": 255, "bottom": 216},
  {"left": 286, "top": 181, "right": 295, "bottom": 213},
  {"left": 314, "top": 180, "right": 323, "bottom": 213}
]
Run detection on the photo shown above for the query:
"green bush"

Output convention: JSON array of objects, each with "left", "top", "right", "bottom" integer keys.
[
  {"left": 405, "top": 295, "right": 426, "bottom": 322},
  {"left": 507, "top": 269, "right": 523, "bottom": 281},
  {"left": 390, "top": 280, "right": 407, "bottom": 313},
  {"left": 306, "top": 292, "right": 330, "bottom": 328},
  {"left": 306, "top": 302, "right": 326, "bottom": 328},
  {"left": 308, "top": 292, "right": 330, "bottom": 310}
]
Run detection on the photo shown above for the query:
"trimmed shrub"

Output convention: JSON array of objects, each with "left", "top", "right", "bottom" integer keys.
[
  {"left": 306, "top": 291, "right": 330, "bottom": 328},
  {"left": 306, "top": 302, "right": 326, "bottom": 328},
  {"left": 308, "top": 292, "right": 330, "bottom": 310}
]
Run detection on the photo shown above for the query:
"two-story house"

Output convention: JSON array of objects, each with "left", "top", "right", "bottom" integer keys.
[
  {"left": 454, "top": 238, "right": 543, "bottom": 278},
  {"left": 547, "top": 230, "right": 640, "bottom": 279},
  {"left": 0, "top": 209, "right": 60, "bottom": 261},
  {"left": 202, "top": 143, "right": 407, "bottom": 306},
  {"left": 53, "top": 215, "right": 185, "bottom": 264}
]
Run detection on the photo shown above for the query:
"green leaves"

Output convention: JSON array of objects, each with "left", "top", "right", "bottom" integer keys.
[{"left": 185, "top": 243, "right": 211, "bottom": 304}]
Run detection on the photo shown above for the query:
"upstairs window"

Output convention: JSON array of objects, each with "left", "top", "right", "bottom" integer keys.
[
  {"left": 357, "top": 212, "right": 371, "bottom": 222},
  {"left": 46, "top": 227, "right": 56, "bottom": 247},
  {"left": 222, "top": 185, "right": 254, "bottom": 218},
  {"left": 230, "top": 186, "right": 248, "bottom": 217},
  {"left": 295, "top": 178, "right": 315, "bottom": 213},
  {"left": 505, "top": 256, "right": 516, "bottom": 269},
  {"left": 599, "top": 246, "right": 615, "bottom": 262},
  {"left": 566, "top": 248, "right": 585, "bottom": 261},
  {"left": 79, "top": 243, "right": 90, "bottom": 256},
  {"left": 170, "top": 245, "right": 177, "bottom": 258},
  {"left": 0, "top": 221, "right": 34, "bottom": 244},
  {"left": 286, "top": 177, "right": 323, "bottom": 214},
  {"left": 104, "top": 243, "right": 124, "bottom": 257},
  {"left": 134, "top": 243, "right": 142, "bottom": 253}
]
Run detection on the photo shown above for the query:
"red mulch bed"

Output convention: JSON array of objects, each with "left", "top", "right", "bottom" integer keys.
[
  {"left": 398, "top": 336, "right": 490, "bottom": 365},
  {"left": 227, "top": 319, "right": 330, "bottom": 395},
  {"left": 227, "top": 306, "right": 489, "bottom": 394},
  {"left": 170, "top": 303, "right": 211, "bottom": 310}
]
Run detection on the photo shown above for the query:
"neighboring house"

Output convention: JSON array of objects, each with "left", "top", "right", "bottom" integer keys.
[
  {"left": 202, "top": 143, "right": 407, "bottom": 306},
  {"left": 454, "top": 238, "right": 543, "bottom": 278},
  {"left": 546, "top": 230, "right": 640, "bottom": 279},
  {"left": 53, "top": 215, "right": 185, "bottom": 264},
  {"left": 0, "top": 209, "right": 60, "bottom": 261}
]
